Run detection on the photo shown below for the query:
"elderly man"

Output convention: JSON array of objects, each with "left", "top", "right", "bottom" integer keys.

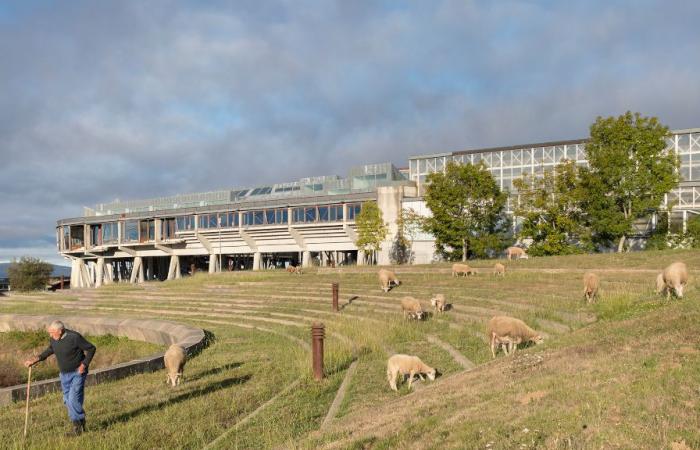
[{"left": 24, "top": 320, "right": 96, "bottom": 436}]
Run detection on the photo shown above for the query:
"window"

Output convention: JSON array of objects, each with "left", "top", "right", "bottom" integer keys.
[
  {"left": 218, "top": 213, "right": 229, "bottom": 228},
  {"left": 276, "top": 209, "right": 288, "bottom": 224},
  {"left": 346, "top": 203, "right": 362, "bottom": 220},
  {"left": 305, "top": 207, "right": 316, "bottom": 222},
  {"left": 329, "top": 205, "right": 343, "bottom": 221},
  {"left": 293, "top": 207, "right": 304, "bottom": 223},
  {"left": 62, "top": 226, "right": 70, "bottom": 250},
  {"left": 124, "top": 220, "right": 139, "bottom": 243},
  {"left": 90, "top": 225, "right": 101, "bottom": 246},
  {"left": 176, "top": 215, "right": 195, "bottom": 231},
  {"left": 198, "top": 214, "right": 219, "bottom": 229},
  {"left": 161, "top": 219, "right": 176, "bottom": 240},
  {"left": 102, "top": 222, "right": 118, "bottom": 244},
  {"left": 266, "top": 209, "right": 276, "bottom": 225},
  {"left": 228, "top": 212, "right": 239, "bottom": 227},
  {"left": 253, "top": 210, "right": 264, "bottom": 225},
  {"left": 139, "top": 220, "right": 155, "bottom": 242},
  {"left": 318, "top": 206, "right": 329, "bottom": 222}
]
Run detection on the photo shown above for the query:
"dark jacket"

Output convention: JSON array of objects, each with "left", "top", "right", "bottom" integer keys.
[{"left": 38, "top": 329, "right": 96, "bottom": 373}]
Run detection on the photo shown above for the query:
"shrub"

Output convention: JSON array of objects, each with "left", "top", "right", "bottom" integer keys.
[{"left": 7, "top": 256, "right": 53, "bottom": 291}]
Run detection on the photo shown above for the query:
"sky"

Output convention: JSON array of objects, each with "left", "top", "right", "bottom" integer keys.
[{"left": 1, "top": 0, "right": 699, "bottom": 265}]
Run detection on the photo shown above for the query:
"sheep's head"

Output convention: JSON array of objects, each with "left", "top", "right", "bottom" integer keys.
[
  {"left": 167, "top": 372, "right": 182, "bottom": 387},
  {"left": 414, "top": 310, "right": 424, "bottom": 320},
  {"left": 426, "top": 368, "right": 437, "bottom": 381},
  {"left": 532, "top": 335, "right": 544, "bottom": 345}
]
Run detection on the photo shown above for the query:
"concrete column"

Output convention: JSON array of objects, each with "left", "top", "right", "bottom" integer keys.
[
  {"left": 167, "top": 255, "right": 179, "bottom": 280},
  {"left": 130, "top": 257, "right": 143, "bottom": 284},
  {"left": 683, "top": 210, "right": 688, "bottom": 234},
  {"left": 376, "top": 186, "right": 404, "bottom": 266},
  {"left": 95, "top": 258, "right": 104, "bottom": 288},
  {"left": 302, "top": 250, "right": 311, "bottom": 268},
  {"left": 147, "top": 257, "right": 155, "bottom": 280},
  {"left": 357, "top": 250, "right": 366, "bottom": 266},
  {"left": 209, "top": 255, "right": 218, "bottom": 273},
  {"left": 253, "top": 252, "right": 261, "bottom": 271},
  {"left": 70, "top": 259, "right": 80, "bottom": 288},
  {"left": 104, "top": 261, "right": 113, "bottom": 285},
  {"left": 79, "top": 259, "right": 93, "bottom": 288}
]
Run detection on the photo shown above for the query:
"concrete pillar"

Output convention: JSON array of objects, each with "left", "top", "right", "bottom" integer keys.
[
  {"left": 70, "top": 259, "right": 80, "bottom": 288},
  {"left": 253, "top": 252, "right": 261, "bottom": 271},
  {"left": 209, "top": 255, "right": 218, "bottom": 274},
  {"left": 302, "top": 250, "right": 311, "bottom": 268},
  {"left": 357, "top": 250, "right": 366, "bottom": 266},
  {"left": 95, "top": 258, "right": 104, "bottom": 288},
  {"left": 104, "top": 261, "right": 113, "bottom": 285},
  {"left": 79, "top": 259, "right": 93, "bottom": 288},
  {"left": 168, "top": 255, "right": 181, "bottom": 280},
  {"left": 683, "top": 210, "right": 688, "bottom": 234},
  {"left": 130, "top": 257, "right": 143, "bottom": 284}
]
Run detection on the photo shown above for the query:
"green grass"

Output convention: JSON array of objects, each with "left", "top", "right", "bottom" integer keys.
[{"left": 0, "top": 249, "right": 698, "bottom": 448}]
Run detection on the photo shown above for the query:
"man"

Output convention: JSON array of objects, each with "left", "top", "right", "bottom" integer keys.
[{"left": 24, "top": 320, "right": 96, "bottom": 436}]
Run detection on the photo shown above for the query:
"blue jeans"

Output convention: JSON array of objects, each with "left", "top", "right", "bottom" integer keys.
[{"left": 59, "top": 370, "right": 87, "bottom": 422}]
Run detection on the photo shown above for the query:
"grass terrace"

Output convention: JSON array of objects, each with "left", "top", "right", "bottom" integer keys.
[{"left": 0, "top": 249, "right": 698, "bottom": 449}]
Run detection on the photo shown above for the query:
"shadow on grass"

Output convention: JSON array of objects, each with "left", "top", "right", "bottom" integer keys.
[
  {"left": 187, "top": 362, "right": 243, "bottom": 382},
  {"left": 98, "top": 374, "right": 252, "bottom": 428}
]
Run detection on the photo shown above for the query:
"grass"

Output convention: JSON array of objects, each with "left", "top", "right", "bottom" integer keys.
[{"left": 0, "top": 248, "right": 697, "bottom": 448}]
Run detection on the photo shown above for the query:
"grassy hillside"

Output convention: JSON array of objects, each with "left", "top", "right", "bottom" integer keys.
[{"left": 0, "top": 249, "right": 697, "bottom": 449}]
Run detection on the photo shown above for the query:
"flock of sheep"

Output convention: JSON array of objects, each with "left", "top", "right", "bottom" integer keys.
[{"left": 160, "top": 252, "right": 690, "bottom": 394}]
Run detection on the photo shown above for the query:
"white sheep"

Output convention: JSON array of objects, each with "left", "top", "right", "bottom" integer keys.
[
  {"left": 286, "top": 265, "right": 303, "bottom": 275},
  {"left": 493, "top": 263, "right": 506, "bottom": 276},
  {"left": 379, "top": 268, "right": 401, "bottom": 292},
  {"left": 401, "top": 296, "right": 424, "bottom": 320},
  {"left": 430, "top": 294, "right": 446, "bottom": 313},
  {"left": 164, "top": 344, "right": 187, "bottom": 387},
  {"left": 386, "top": 354, "right": 437, "bottom": 391},
  {"left": 583, "top": 272, "right": 599, "bottom": 303},
  {"left": 487, "top": 316, "right": 543, "bottom": 359},
  {"left": 661, "top": 262, "right": 688, "bottom": 299},
  {"left": 452, "top": 263, "right": 475, "bottom": 277},
  {"left": 506, "top": 246, "right": 529, "bottom": 260},
  {"left": 655, "top": 272, "right": 666, "bottom": 296}
]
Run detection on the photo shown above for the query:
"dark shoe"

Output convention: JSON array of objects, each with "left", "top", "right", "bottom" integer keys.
[
  {"left": 80, "top": 418, "right": 86, "bottom": 432},
  {"left": 65, "top": 420, "right": 83, "bottom": 437}
]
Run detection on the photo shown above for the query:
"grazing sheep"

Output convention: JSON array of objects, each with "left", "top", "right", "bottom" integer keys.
[
  {"left": 655, "top": 272, "right": 666, "bottom": 296},
  {"left": 452, "top": 263, "right": 475, "bottom": 277},
  {"left": 379, "top": 268, "right": 400, "bottom": 292},
  {"left": 401, "top": 296, "right": 424, "bottom": 320},
  {"left": 286, "top": 265, "right": 303, "bottom": 275},
  {"left": 493, "top": 263, "right": 506, "bottom": 276},
  {"left": 487, "top": 316, "right": 543, "bottom": 359},
  {"left": 164, "top": 344, "right": 186, "bottom": 387},
  {"left": 386, "top": 354, "right": 437, "bottom": 391},
  {"left": 506, "top": 246, "right": 529, "bottom": 260},
  {"left": 661, "top": 262, "right": 688, "bottom": 299},
  {"left": 430, "top": 294, "right": 446, "bottom": 313},
  {"left": 583, "top": 272, "right": 599, "bottom": 303}
]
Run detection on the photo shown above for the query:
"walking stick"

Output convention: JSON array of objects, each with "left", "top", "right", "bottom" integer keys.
[{"left": 23, "top": 364, "right": 32, "bottom": 438}]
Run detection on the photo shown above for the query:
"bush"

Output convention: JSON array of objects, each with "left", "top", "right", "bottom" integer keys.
[{"left": 7, "top": 256, "right": 53, "bottom": 291}]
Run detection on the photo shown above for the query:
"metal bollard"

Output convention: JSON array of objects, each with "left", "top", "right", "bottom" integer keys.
[
  {"left": 332, "top": 282, "right": 339, "bottom": 312},
  {"left": 311, "top": 322, "right": 325, "bottom": 380},
  {"left": 60, "top": 275, "right": 64, "bottom": 290}
]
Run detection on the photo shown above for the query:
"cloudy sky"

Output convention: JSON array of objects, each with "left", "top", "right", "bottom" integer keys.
[{"left": 1, "top": 0, "right": 699, "bottom": 265}]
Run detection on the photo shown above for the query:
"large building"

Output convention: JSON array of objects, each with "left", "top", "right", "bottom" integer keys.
[{"left": 57, "top": 128, "right": 700, "bottom": 287}]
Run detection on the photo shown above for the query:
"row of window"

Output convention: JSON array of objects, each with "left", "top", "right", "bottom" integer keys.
[{"left": 59, "top": 203, "right": 366, "bottom": 248}]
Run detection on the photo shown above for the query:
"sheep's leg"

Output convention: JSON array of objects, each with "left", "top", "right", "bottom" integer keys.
[
  {"left": 407, "top": 371, "right": 415, "bottom": 390},
  {"left": 418, "top": 373, "right": 425, "bottom": 381}
]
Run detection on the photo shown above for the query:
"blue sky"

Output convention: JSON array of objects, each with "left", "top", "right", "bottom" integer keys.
[{"left": 1, "top": 0, "right": 699, "bottom": 265}]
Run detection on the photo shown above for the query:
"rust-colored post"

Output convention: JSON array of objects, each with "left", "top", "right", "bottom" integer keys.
[
  {"left": 311, "top": 322, "right": 325, "bottom": 380},
  {"left": 332, "top": 282, "right": 339, "bottom": 312}
]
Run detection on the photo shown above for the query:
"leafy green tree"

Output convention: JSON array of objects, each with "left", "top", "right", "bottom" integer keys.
[
  {"left": 579, "top": 112, "right": 679, "bottom": 252},
  {"left": 7, "top": 256, "right": 53, "bottom": 291},
  {"left": 389, "top": 208, "right": 423, "bottom": 264},
  {"left": 354, "top": 201, "right": 388, "bottom": 265},
  {"left": 423, "top": 162, "right": 508, "bottom": 261},
  {"left": 685, "top": 215, "right": 700, "bottom": 248},
  {"left": 513, "top": 161, "right": 591, "bottom": 256}
]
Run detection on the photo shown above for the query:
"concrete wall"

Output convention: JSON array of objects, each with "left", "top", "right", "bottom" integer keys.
[{"left": 0, "top": 315, "right": 206, "bottom": 406}]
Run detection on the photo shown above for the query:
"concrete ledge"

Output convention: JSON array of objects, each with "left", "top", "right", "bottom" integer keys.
[{"left": 0, "top": 314, "right": 207, "bottom": 406}]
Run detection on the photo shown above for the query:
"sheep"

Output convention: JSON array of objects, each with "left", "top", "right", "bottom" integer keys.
[
  {"left": 386, "top": 354, "right": 437, "bottom": 391},
  {"left": 379, "top": 268, "right": 400, "bottom": 292},
  {"left": 583, "top": 272, "right": 599, "bottom": 303},
  {"left": 506, "top": 246, "right": 529, "bottom": 260},
  {"left": 430, "top": 294, "right": 446, "bottom": 313},
  {"left": 493, "top": 263, "right": 506, "bottom": 276},
  {"left": 164, "top": 344, "right": 187, "bottom": 387},
  {"left": 487, "top": 316, "right": 543, "bottom": 359},
  {"left": 661, "top": 262, "right": 688, "bottom": 299},
  {"left": 401, "top": 296, "right": 424, "bottom": 320},
  {"left": 655, "top": 272, "right": 666, "bottom": 296},
  {"left": 452, "top": 263, "right": 475, "bottom": 277},
  {"left": 286, "top": 265, "right": 303, "bottom": 275}
]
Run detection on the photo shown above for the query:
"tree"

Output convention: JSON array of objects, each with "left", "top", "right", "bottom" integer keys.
[
  {"left": 7, "top": 256, "right": 53, "bottom": 291},
  {"left": 354, "top": 201, "right": 388, "bottom": 265},
  {"left": 389, "top": 208, "right": 423, "bottom": 264},
  {"left": 513, "top": 161, "right": 591, "bottom": 256},
  {"left": 580, "top": 112, "right": 679, "bottom": 252},
  {"left": 423, "top": 162, "right": 508, "bottom": 261}
]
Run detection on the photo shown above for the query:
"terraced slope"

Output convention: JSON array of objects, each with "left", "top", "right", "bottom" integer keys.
[{"left": 0, "top": 249, "right": 698, "bottom": 449}]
